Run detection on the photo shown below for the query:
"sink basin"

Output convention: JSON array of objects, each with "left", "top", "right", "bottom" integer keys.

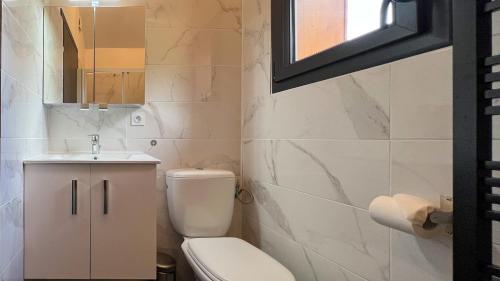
[{"left": 24, "top": 152, "right": 161, "bottom": 164}]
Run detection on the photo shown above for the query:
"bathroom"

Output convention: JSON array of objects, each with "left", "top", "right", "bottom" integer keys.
[{"left": 0, "top": 0, "right": 493, "bottom": 280}]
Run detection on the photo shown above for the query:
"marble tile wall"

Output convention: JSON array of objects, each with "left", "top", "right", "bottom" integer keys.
[
  {"left": 241, "top": 0, "right": 453, "bottom": 280},
  {"left": 44, "top": 1, "right": 242, "bottom": 280},
  {"left": 0, "top": 0, "right": 47, "bottom": 280}
]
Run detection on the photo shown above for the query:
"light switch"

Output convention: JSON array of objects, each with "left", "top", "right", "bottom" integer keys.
[{"left": 131, "top": 112, "right": 146, "bottom": 126}]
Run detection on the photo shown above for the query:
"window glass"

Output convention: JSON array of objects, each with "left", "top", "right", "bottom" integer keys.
[{"left": 294, "top": 0, "right": 393, "bottom": 61}]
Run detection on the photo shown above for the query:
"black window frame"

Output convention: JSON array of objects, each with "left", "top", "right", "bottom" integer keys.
[{"left": 271, "top": 0, "right": 452, "bottom": 93}]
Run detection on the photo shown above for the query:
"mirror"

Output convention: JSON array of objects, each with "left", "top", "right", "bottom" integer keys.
[
  {"left": 43, "top": 7, "right": 94, "bottom": 104},
  {"left": 43, "top": 6, "right": 146, "bottom": 105},
  {"left": 93, "top": 7, "right": 145, "bottom": 105}
]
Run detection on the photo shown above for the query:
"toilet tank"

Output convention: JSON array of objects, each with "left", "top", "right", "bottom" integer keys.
[{"left": 166, "top": 169, "right": 236, "bottom": 238}]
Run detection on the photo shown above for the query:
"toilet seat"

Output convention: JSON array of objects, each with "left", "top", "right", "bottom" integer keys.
[{"left": 182, "top": 237, "right": 295, "bottom": 281}]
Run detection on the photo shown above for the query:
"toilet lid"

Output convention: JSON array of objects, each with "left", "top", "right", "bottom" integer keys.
[{"left": 186, "top": 237, "right": 295, "bottom": 281}]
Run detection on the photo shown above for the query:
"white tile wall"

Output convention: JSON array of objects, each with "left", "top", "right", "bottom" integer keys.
[
  {"left": 243, "top": 140, "right": 390, "bottom": 209},
  {"left": 145, "top": 65, "right": 241, "bottom": 103},
  {"left": 243, "top": 216, "right": 367, "bottom": 281},
  {"left": 241, "top": 0, "right": 453, "bottom": 281},
  {"left": 146, "top": 28, "right": 241, "bottom": 66},
  {"left": 0, "top": 0, "right": 47, "bottom": 279},
  {"left": 390, "top": 141, "right": 452, "bottom": 281},
  {"left": 243, "top": 180, "right": 390, "bottom": 281},
  {"left": 126, "top": 102, "right": 240, "bottom": 139},
  {"left": 390, "top": 231, "right": 452, "bottom": 281},
  {"left": 391, "top": 141, "right": 452, "bottom": 204},
  {"left": 145, "top": 0, "right": 241, "bottom": 29},
  {"left": 390, "top": 48, "right": 453, "bottom": 140},
  {"left": 243, "top": 65, "right": 390, "bottom": 140}
]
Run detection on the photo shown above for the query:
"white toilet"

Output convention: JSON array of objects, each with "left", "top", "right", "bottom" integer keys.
[{"left": 166, "top": 169, "right": 295, "bottom": 281}]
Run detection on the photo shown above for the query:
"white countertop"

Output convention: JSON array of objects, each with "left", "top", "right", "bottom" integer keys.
[{"left": 24, "top": 152, "right": 161, "bottom": 164}]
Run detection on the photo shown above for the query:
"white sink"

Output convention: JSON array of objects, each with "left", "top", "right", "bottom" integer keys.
[{"left": 24, "top": 152, "right": 161, "bottom": 164}]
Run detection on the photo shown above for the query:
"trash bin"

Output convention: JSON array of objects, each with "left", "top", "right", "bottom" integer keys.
[{"left": 157, "top": 252, "right": 176, "bottom": 281}]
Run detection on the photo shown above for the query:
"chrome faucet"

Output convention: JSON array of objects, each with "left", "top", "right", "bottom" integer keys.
[{"left": 89, "top": 134, "right": 101, "bottom": 155}]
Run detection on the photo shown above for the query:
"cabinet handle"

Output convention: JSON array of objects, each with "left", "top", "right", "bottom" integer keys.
[
  {"left": 71, "top": 180, "right": 77, "bottom": 215},
  {"left": 103, "top": 180, "right": 109, "bottom": 215}
]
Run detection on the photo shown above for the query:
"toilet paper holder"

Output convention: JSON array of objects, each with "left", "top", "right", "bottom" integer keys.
[
  {"left": 429, "top": 196, "right": 453, "bottom": 224},
  {"left": 427, "top": 195, "right": 453, "bottom": 236},
  {"left": 369, "top": 194, "right": 454, "bottom": 238}
]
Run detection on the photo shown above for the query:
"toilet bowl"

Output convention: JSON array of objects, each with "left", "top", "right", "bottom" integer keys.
[{"left": 166, "top": 169, "right": 295, "bottom": 281}]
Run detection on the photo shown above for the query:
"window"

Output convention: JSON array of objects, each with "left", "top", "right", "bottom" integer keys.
[{"left": 272, "top": 0, "right": 451, "bottom": 93}]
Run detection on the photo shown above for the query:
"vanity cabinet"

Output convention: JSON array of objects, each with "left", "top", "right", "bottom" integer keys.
[
  {"left": 24, "top": 164, "right": 91, "bottom": 279},
  {"left": 90, "top": 164, "right": 156, "bottom": 279},
  {"left": 24, "top": 163, "right": 156, "bottom": 279}
]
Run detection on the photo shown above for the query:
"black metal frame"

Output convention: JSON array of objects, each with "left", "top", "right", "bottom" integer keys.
[
  {"left": 453, "top": 0, "right": 500, "bottom": 280},
  {"left": 271, "top": 0, "right": 452, "bottom": 93}
]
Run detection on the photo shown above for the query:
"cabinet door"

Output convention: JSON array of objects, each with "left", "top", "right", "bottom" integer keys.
[
  {"left": 24, "top": 164, "right": 91, "bottom": 279},
  {"left": 90, "top": 164, "right": 156, "bottom": 279}
]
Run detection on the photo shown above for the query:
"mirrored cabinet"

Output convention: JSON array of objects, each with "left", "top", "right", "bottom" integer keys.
[{"left": 43, "top": 6, "right": 145, "bottom": 106}]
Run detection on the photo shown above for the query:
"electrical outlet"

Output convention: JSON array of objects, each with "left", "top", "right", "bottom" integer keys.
[{"left": 131, "top": 112, "right": 146, "bottom": 126}]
